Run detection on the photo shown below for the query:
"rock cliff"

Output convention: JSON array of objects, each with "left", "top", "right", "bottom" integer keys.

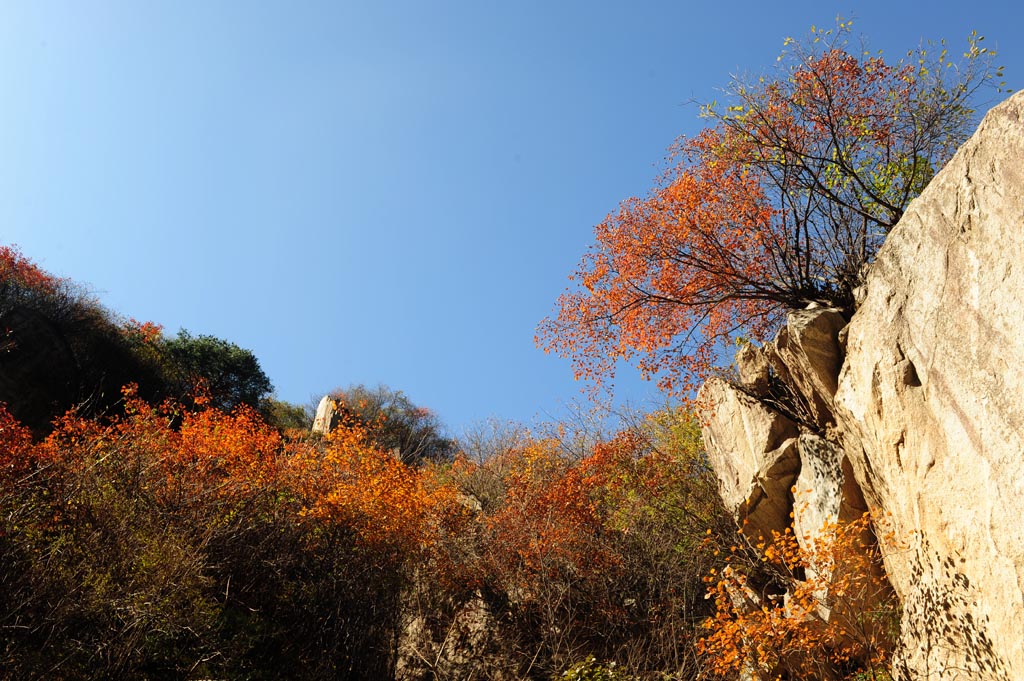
[{"left": 700, "top": 91, "right": 1024, "bottom": 679}]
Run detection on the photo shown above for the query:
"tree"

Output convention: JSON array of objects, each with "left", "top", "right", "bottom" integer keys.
[
  {"left": 329, "top": 384, "right": 456, "bottom": 464},
  {"left": 537, "top": 22, "right": 1004, "bottom": 395},
  {"left": 162, "top": 330, "right": 273, "bottom": 412},
  {"left": 0, "top": 245, "right": 278, "bottom": 428},
  {"left": 258, "top": 395, "right": 310, "bottom": 433}
]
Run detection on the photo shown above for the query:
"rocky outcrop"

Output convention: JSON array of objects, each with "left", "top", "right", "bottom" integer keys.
[
  {"left": 311, "top": 394, "right": 339, "bottom": 434},
  {"left": 791, "top": 434, "right": 866, "bottom": 541},
  {"left": 699, "top": 377, "right": 799, "bottom": 540},
  {"left": 702, "top": 306, "right": 859, "bottom": 548},
  {"left": 770, "top": 307, "right": 847, "bottom": 430},
  {"left": 834, "top": 91, "right": 1024, "bottom": 679},
  {"left": 701, "top": 91, "right": 1024, "bottom": 680},
  {"left": 397, "top": 597, "right": 514, "bottom": 681}
]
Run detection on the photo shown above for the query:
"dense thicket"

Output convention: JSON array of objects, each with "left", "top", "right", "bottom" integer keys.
[
  {"left": 0, "top": 394, "right": 450, "bottom": 679},
  {"left": 0, "top": 401, "right": 741, "bottom": 680}
]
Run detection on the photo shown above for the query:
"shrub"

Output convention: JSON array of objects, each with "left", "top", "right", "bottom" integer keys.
[{"left": 698, "top": 513, "right": 898, "bottom": 680}]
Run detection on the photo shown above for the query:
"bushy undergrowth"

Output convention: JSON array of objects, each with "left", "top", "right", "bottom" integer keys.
[
  {"left": 0, "top": 390, "right": 745, "bottom": 679},
  {"left": 0, "top": 390, "right": 898, "bottom": 680},
  {"left": 0, "top": 392, "right": 463, "bottom": 679}
]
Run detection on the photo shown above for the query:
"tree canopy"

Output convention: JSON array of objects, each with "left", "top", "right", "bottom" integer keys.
[
  {"left": 538, "top": 22, "right": 1004, "bottom": 395},
  {"left": 162, "top": 330, "right": 273, "bottom": 412}
]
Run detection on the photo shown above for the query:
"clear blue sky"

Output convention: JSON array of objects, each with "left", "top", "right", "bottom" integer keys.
[{"left": 2, "top": 1, "right": 1022, "bottom": 435}]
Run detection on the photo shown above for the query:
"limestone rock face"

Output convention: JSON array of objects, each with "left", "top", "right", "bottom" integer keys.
[
  {"left": 699, "top": 377, "right": 799, "bottom": 540},
  {"left": 792, "top": 434, "right": 866, "bottom": 541},
  {"left": 834, "top": 91, "right": 1024, "bottom": 679},
  {"left": 735, "top": 342, "right": 771, "bottom": 395},
  {"left": 769, "top": 307, "right": 847, "bottom": 429}
]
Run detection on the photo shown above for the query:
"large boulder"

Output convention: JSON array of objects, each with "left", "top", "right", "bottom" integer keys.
[{"left": 835, "top": 91, "right": 1024, "bottom": 679}]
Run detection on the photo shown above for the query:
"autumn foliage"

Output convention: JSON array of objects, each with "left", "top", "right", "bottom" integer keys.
[
  {"left": 438, "top": 410, "right": 737, "bottom": 678},
  {"left": 0, "top": 383, "right": 745, "bottom": 678},
  {"left": 0, "top": 245, "right": 62, "bottom": 300},
  {"left": 0, "top": 388, "right": 468, "bottom": 678},
  {"left": 7, "top": 20, "right": 984, "bottom": 677},
  {"left": 0, "top": 368, "right": 908, "bottom": 680},
  {"left": 698, "top": 515, "right": 898, "bottom": 680},
  {"left": 538, "top": 22, "right": 1003, "bottom": 395}
]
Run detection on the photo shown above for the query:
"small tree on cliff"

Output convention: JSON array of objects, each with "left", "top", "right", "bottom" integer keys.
[{"left": 537, "top": 22, "right": 1005, "bottom": 395}]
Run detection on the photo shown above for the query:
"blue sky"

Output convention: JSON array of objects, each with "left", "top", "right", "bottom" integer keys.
[{"left": 2, "top": 1, "right": 1022, "bottom": 435}]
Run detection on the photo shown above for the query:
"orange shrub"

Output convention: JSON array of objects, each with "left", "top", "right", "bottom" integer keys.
[
  {"left": 0, "top": 404, "right": 34, "bottom": 479},
  {"left": 698, "top": 514, "right": 897, "bottom": 680}
]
